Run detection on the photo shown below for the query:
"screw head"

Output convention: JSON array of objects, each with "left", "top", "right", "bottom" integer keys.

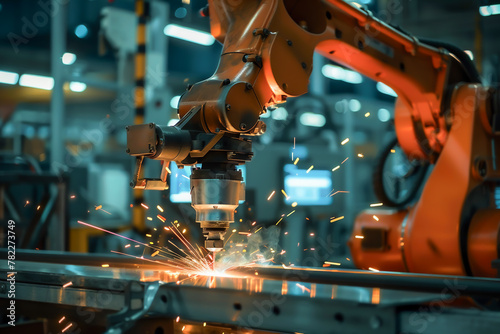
[
  {"left": 245, "top": 83, "right": 253, "bottom": 90},
  {"left": 287, "top": 40, "right": 293, "bottom": 46},
  {"left": 222, "top": 78, "right": 231, "bottom": 86},
  {"left": 225, "top": 104, "right": 231, "bottom": 111},
  {"left": 240, "top": 123, "right": 247, "bottom": 130},
  {"left": 126, "top": 148, "right": 130, "bottom": 153},
  {"left": 301, "top": 62, "right": 307, "bottom": 69}
]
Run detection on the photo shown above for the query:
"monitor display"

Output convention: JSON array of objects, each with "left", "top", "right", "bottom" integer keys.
[
  {"left": 283, "top": 164, "right": 333, "bottom": 206},
  {"left": 169, "top": 164, "right": 246, "bottom": 203}
]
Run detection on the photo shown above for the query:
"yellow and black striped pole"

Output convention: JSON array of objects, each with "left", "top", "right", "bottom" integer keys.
[{"left": 133, "top": 0, "right": 149, "bottom": 231}]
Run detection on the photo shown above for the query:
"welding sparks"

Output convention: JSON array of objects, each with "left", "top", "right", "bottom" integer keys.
[
  {"left": 306, "top": 165, "right": 314, "bottom": 173},
  {"left": 355, "top": 235, "right": 364, "bottom": 239},
  {"left": 70, "top": 195, "right": 76, "bottom": 199},
  {"left": 330, "top": 216, "right": 344, "bottom": 223},
  {"left": 357, "top": 153, "right": 364, "bottom": 158},
  {"left": 341, "top": 157, "right": 349, "bottom": 164},
  {"left": 147, "top": 217, "right": 153, "bottom": 221},
  {"left": 58, "top": 316, "right": 65, "bottom": 323},
  {"left": 267, "top": 190, "right": 276, "bottom": 201},
  {"left": 370, "top": 202, "right": 383, "bottom": 207},
  {"left": 390, "top": 149, "right": 396, "bottom": 153},
  {"left": 373, "top": 215, "right": 379, "bottom": 221},
  {"left": 332, "top": 165, "right": 340, "bottom": 172},
  {"left": 101, "top": 264, "right": 110, "bottom": 267},
  {"left": 341, "top": 138, "right": 349, "bottom": 145},
  {"left": 146, "top": 234, "right": 152, "bottom": 238},
  {"left": 157, "top": 214, "right": 166, "bottom": 222},
  {"left": 176, "top": 316, "right": 180, "bottom": 322},
  {"left": 141, "top": 203, "right": 149, "bottom": 209},
  {"left": 62, "top": 323, "right": 73, "bottom": 332},
  {"left": 157, "top": 205, "right": 164, "bottom": 212},
  {"left": 287, "top": 210, "right": 295, "bottom": 217},
  {"left": 291, "top": 202, "right": 298, "bottom": 207},
  {"left": 324, "top": 261, "right": 341, "bottom": 266},
  {"left": 151, "top": 250, "right": 160, "bottom": 257},
  {"left": 37, "top": 205, "right": 41, "bottom": 210},
  {"left": 276, "top": 217, "right": 284, "bottom": 225},
  {"left": 24, "top": 200, "right": 30, "bottom": 207},
  {"left": 125, "top": 244, "right": 131, "bottom": 248},
  {"left": 365, "top": 112, "right": 370, "bottom": 117},
  {"left": 293, "top": 157, "right": 299, "bottom": 165},
  {"left": 62, "top": 282, "right": 73, "bottom": 288},
  {"left": 329, "top": 190, "right": 349, "bottom": 197},
  {"left": 281, "top": 189, "right": 290, "bottom": 200}
]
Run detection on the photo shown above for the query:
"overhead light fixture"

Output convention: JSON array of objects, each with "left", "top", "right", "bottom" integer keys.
[
  {"left": 69, "top": 81, "right": 87, "bottom": 92},
  {"left": 0, "top": 70, "right": 20, "bottom": 85},
  {"left": 62, "top": 52, "right": 76, "bottom": 65},
  {"left": 300, "top": 112, "right": 326, "bottom": 127},
  {"left": 376, "top": 82, "right": 397, "bottom": 97},
  {"left": 170, "top": 95, "right": 181, "bottom": 109},
  {"left": 75, "top": 24, "right": 88, "bottom": 38},
  {"left": 163, "top": 24, "right": 215, "bottom": 46},
  {"left": 272, "top": 107, "right": 288, "bottom": 120},
  {"left": 19, "top": 74, "right": 54, "bottom": 90},
  {"left": 349, "top": 99, "right": 361, "bottom": 112},
  {"left": 321, "top": 64, "right": 363, "bottom": 84},
  {"left": 377, "top": 108, "right": 391, "bottom": 122},
  {"left": 479, "top": 4, "right": 500, "bottom": 16}
]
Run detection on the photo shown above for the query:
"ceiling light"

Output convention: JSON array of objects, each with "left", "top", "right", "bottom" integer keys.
[{"left": 19, "top": 74, "right": 54, "bottom": 90}]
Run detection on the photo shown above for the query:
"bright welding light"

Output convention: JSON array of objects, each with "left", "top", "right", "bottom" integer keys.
[
  {"left": 163, "top": 24, "right": 215, "bottom": 46},
  {"left": 170, "top": 95, "right": 181, "bottom": 109},
  {"left": 376, "top": 82, "right": 397, "bottom": 97},
  {"left": 321, "top": 64, "right": 363, "bottom": 84},
  {"left": 299, "top": 112, "right": 326, "bottom": 127},
  {"left": 0, "top": 70, "right": 19, "bottom": 85},
  {"left": 62, "top": 52, "right": 76, "bottom": 65},
  {"left": 69, "top": 81, "right": 87, "bottom": 92},
  {"left": 19, "top": 74, "right": 54, "bottom": 90},
  {"left": 479, "top": 4, "right": 500, "bottom": 16}
]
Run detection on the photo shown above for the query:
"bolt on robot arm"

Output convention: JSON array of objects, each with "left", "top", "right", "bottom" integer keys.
[{"left": 126, "top": 0, "right": 498, "bottom": 261}]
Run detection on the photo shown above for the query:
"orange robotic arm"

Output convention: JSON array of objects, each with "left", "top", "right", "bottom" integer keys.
[{"left": 126, "top": 0, "right": 500, "bottom": 269}]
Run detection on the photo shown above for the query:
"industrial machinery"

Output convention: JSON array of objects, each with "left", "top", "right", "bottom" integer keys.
[{"left": 127, "top": 0, "right": 499, "bottom": 277}]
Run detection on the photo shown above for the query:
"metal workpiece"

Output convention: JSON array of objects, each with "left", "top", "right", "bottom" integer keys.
[{"left": 2, "top": 252, "right": 500, "bottom": 333}]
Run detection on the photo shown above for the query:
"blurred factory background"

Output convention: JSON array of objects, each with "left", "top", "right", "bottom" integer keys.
[{"left": 0, "top": 0, "right": 499, "bottom": 267}]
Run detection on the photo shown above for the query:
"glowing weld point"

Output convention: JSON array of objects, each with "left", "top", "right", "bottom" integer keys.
[
  {"left": 203, "top": 322, "right": 207, "bottom": 327},
  {"left": 157, "top": 205, "right": 164, "bottom": 212},
  {"left": 147, "top": 217, "right": 153, "bottom": 221},
  {"left": 368, "top": 267, "right": 380, "bottom": 272},
  {"left": 291, "top": 202, "right": 298, "bottom": 207},
  {"left": 370, "top": 203, "right": 383, "bottom": 207},
  {"left": 125, "top": 244, "right": 131, "bottom": 248},
  {"left": 101, "top": 264, "right": 110, "bottom": 267},
  {"left": 341, "top": 138, "right": 349, "bottom": 145},
  {"left": 141, "top": 203, "right": 149, "bottom": 209},
  {"left": 357, "top": 153, "right": 364, "bottom": 158},
  {"left": 390, "top": 149, "right": 396, "bottom": 153},
  {"left": 58, "top": 316, "right": 65, "bottom": 323},
  {"left": 176, "top": 316, "right": 180, "bottom": 322},
  {"left": 62, "top": 281, "right": 73, "bottom": 288},
  {"left": 306, "top": 165, "right": 314, "bottom": 173},
  {"left": 24, "top": 200, "right": 30, "bottom": 207},
  {"left": 373, "top": 215, "right": 379, "bottom": 221},
  {"left": 364, "top": 112, "right": 370, "bottom": 117},
  {"left": 355, "top": 235, "right": 364, "bottom": 239},
  {"left": 267, "top": 190, "right": 276, "bottom": 201},
  {"left": 332, "top": 165, "right": 340, "bottom": 172},
  {"left": 70, "top": 195, "right": 76, "bottom": 199},
  {"left": 37, "top": 205, "right": 41, "bottom": 210}
]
